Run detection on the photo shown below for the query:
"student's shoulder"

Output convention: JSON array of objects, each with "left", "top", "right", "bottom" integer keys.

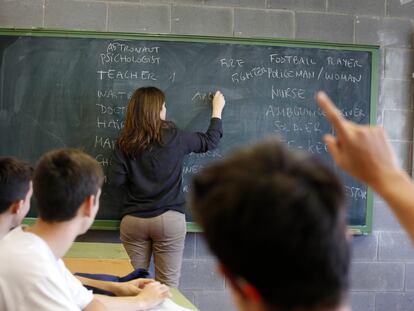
[
  {"left": 0, "top": 226, "right": 26, "bottom": 248},
  {"left": 0, "top": 228, "right": 53, "bottom": 270},
  {"left": 0, "top": 247, "right": 49, "bottom": 281}
]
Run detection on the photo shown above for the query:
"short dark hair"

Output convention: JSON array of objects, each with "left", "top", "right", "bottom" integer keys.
[
  {"left": 33, "top": 149, "right": 104, "bottom": 222},
  {"left": 191, "top": 140, "right": 349, "bottom": 311},
  {"left": 0, "top": 157, "right": 32, "bottom": 214}
]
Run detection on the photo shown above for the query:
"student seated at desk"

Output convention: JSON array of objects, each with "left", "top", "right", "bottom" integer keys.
[
  {"left": 0, "top": 156, "right": 156, "bottom": 298},
  {"left": 0, "top": 151, "right": 170, "bottom": 310},
  {"left": 191, "top": 140, "right": 351, "bottom": 311}
]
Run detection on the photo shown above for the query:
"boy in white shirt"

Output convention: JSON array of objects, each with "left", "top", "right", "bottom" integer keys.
[
  {"left": 0, "top": 150, "right": 170, "bottom": 310},
  {"left": 0, "top": 156, "right": 153, "bottom": 297}
]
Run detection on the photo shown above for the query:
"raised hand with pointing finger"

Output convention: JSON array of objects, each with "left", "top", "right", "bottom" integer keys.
[
  {"left": 317, "top": 91, "right": 414, "bottom": 242},
  {"left": 317, "top": 91, "right": 399, "bottom": 189}
]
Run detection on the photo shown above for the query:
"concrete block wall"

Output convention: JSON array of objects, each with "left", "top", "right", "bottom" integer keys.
[{"left": 1, "top": 1, "right": 413, "bottom": 310}]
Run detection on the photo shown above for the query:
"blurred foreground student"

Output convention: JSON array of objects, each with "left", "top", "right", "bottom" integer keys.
[
  {"left": 0, "top": 150, "right": 169, "bottom": 311},
  {"left": 191, "top": 140, "right": 351, "bottom": 311},
  {"left": 112, "top": 86, "right": 225, "bottom": 287},
  {"left": 317, "top": 91, "right": 414, "bottom": 242}
]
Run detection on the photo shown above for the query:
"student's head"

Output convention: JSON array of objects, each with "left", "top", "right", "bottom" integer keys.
[
  {"left": 0, "top": 157, "right": 33, "bottom": 227},
  {"left": 191, "top": 140, "right": 349, "bottom": 311},
  {"left": 33, "top": 149, "right": 104, "bottom": 230},
  {"left": 118, "top": 86, "right": 166, "bottom": 157}
]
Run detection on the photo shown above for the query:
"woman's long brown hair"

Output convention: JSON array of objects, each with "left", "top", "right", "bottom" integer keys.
[{"left": 117, "top": 87, "right": 166, "bottom": 158}]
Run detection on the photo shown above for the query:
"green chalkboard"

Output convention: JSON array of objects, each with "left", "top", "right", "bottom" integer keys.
[{"left": 0, "top": 29, "right": 378, "bottom": 234}]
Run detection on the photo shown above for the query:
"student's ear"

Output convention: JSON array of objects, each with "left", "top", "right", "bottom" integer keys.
[
  {"left": 217, "top": 263, "right": 262, "bottom": 304},
  {"left": 80, "top": 195, "right": 95, "bottom": 217},
  {"left": 10, "top": 200, "right": 24, "bottom": 215}
]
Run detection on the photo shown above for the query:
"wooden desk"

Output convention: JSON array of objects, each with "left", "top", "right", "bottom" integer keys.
[{"left": 64, "top": 242, "right": 198, "bottom": 310}]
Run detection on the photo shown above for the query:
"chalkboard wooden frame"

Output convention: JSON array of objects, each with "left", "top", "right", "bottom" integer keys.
[{"left": 0, "top": 28, "right": 378, "bottom": 234}]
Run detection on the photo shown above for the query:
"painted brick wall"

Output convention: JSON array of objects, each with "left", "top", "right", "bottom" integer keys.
[{"left": 1, "top": 1, "right": 413, "bottom": 310}]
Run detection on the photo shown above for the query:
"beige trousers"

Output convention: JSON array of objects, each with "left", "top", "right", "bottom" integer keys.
[{"left": 120, "top": 211, "right": 186, "bottom": 287}]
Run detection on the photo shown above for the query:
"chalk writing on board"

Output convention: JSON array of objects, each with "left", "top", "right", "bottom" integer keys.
[
  {"left": 326, "top": 57, "right": 362, "bottom": 68},
  {"left": 272, "top": 121, "right": 322, "bottom": 134},
  {"left": 271, "top": 86, "right": 306, "bottom": 100},
  {"left": 97, "top": 70, "right": 157, "bottom": 80},
  {"left": 100, "top": 53, "right": 160, "bottom": 65},
  {"left": 342, "top": 107, "right": 366, "bottom": 119},
  {"left": 97, "top": 90, "right": 132, "bottom": 100},
  {"left": 0, "top": 34, "right": 375, "bottom": 225},
  {"left": 94, "top": 136, "right": 115, "bottom": 150},
  {"left": 231, "top": 68, "right": 316, "bottom": 84},
  {"left": 106, "top": 43, "right": 160, "bottom": 54},
  {"left": 231, "top": 67, "right": 362, "bottom": 84},
  {"left": 269, "top": 54, "right": 317, "bottom": 65},
  {"left": 324, "top": 72, "right": 362, "bottom": 83},
  {"left": 219, "top": 58, "right": 244, "bottom": 68},
  {"left": 345, "top": 186, "right": 367, "bottom": 200},
  {"left": 192, "top": 92, "right": 214, "bottom": 102},
  {"left": 288, "top": 140, "right": 329, "bottom": 155},
  {"left": 96, "top": 104, "right": 126, "bottom": 115},
  {"left": 96, "top": 118, "right": 124, "bottom": 130},
  {"left": 264, "top": 105, "right": 366, "bottom": 120},
  {"left": 96, "top": 154, "right": 112, "bottom": 167},
  {"left": 265, "top": 106, "right": 325, "bottom": 118},
  {"left": 182, "top": 165, "right": 204, "bottom": 175}
]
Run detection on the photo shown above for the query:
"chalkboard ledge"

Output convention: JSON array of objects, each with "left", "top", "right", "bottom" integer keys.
[
  {"left": 22, "top": 218, "right": 203, "bottom": 232},
  {"left": 22, "top": 218, "right": 368, "bottom": 234}
]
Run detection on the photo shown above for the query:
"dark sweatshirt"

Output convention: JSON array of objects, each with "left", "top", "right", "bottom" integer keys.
[{"left": 111, "top": 118, "right": 223, "bottom": 218}]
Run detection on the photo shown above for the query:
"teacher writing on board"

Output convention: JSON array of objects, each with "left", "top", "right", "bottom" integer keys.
[{"left": 111, "top": 86, "right": 225, "bottom": 287}]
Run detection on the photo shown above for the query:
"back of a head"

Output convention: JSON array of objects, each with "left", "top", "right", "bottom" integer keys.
[
  {"left": 191, "top": 140, "right": 349, "bottom": 311},
  {"left": 33, "top": 149, "right": 104, "bottom": 222},
  {"left": 0, "top": 157, "right": 32, "bottom": 214}
]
